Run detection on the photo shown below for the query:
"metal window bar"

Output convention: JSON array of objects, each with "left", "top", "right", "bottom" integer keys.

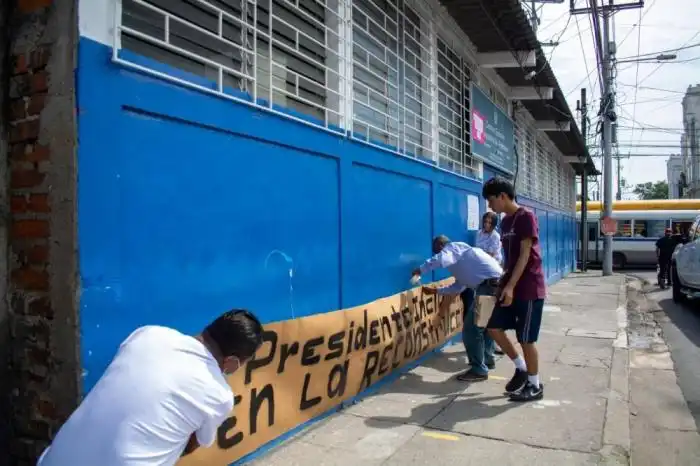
[
  {"left": 351, "top": 0, "right": 432, "bottom": 159},
  {"left": 436, "top": 36, "right": 477, "bottom": 178},
  {"left": 547, "top": 149, "right": 557, "bottom": 205},
  {"left": 117, "top": 0, "right": 347, "bottom": 131},
  {"left": 114, "top": 0, "right": 496, "bottom": 182},
  {"left": 523, "top": 123, "right": 536, "bottom": 199}
]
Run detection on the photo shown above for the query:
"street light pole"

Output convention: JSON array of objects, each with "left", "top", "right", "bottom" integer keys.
[{"left": 601, "top": 5, "right": 614, "bottom": 276}]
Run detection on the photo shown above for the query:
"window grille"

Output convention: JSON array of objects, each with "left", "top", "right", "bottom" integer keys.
[
  {"left": 435, "top": 36, "right": 478, "bottom": 178},
  {"left": 115, "top": 0, "right": 574, "bottom": 188},
  {"left": 547, "top": 148, "right": 557, "bottom": 205},
  {"left": 119, "top": 0, "right": 347, "bottom": 130},
  {"left": 351, "top": 0, "right": 432, "bottom": 158},
  {"left": 535, "top": 139, "right": 547, "bottom": 201}
]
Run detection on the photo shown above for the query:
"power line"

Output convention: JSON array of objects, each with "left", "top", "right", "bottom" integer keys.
[
  {"left": 628, "top": 6, "right": 644, "bottom": 152},
  {"left": 618, "top": 40, "right": 700, "bottom": 61},
  {"left": 616, "top": 0, "right": 656, "bottom": 48}
]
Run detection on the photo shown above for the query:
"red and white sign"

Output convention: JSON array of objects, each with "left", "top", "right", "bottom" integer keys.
[
  {"left": 601, "top": 216, "right": 617, "bottom": 236},
  {"left": 472, "top": 110, "right": 486, "bottom": 144}
]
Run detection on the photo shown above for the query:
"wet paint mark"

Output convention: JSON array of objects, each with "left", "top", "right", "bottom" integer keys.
[{"left": 264, "top": 250, "right": 296, "bottom": 319}]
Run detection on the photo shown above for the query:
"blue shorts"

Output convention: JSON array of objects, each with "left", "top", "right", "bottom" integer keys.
[{"left": 486, "top": 298, "right": 544, "bottom": 344}]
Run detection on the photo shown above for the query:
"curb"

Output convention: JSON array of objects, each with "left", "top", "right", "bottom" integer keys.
[{"left": 601, "top": 276, "right": 635, "bottom": 464}]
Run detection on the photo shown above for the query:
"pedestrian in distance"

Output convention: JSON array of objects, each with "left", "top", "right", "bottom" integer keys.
[
  {"left": 477, "top": 211, "right": 503, "bottom": 265},
  {"left": 37, "top": 309, "right": 264, "bottom": 466},
  {"left": 481, "top": 177, "right": 546, "bottom": 402},
  {"left": 477, "top": 211, "right": 505, "bottom": 356},
  {"left": 656, "top": 228, "right": 676, "bottom": 289},
  {"left": 411, "top": 235, "right": 503, "bottom": 381}
]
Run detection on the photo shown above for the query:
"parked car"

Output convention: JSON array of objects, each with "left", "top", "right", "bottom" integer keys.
[{"left": 671, "top": 214, "right": 700, "bottom": 303}]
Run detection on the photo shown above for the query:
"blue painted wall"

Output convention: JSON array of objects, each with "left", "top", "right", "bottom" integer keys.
[{"left": 76, "top": 37, "right": 576, "bottom": 392}]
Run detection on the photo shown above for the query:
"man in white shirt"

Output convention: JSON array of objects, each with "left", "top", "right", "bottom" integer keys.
[{"left": 37, "top": 309, "right": 264, "bottom": 466}]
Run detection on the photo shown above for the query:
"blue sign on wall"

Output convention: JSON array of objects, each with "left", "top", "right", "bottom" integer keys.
[{"left": 470, "top": 84, "right": 516, "bottom": 175}]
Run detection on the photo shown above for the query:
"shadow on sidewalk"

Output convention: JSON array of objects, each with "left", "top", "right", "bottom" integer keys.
[{"left": 355, "top": 351, "right": 522, "bottom": 431}]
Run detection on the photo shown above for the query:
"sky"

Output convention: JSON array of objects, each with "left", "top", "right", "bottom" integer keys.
[{"left": 530, "top": 0, "right": 700, "bottom": 198}]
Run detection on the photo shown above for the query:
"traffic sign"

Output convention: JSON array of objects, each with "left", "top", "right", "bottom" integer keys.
[{"left": 601, "top": 216, "right": 617, "bottom": 236}]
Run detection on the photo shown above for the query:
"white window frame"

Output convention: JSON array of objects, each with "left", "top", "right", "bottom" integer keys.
[{"left": 110, "top": 0, "right": 575, "bottom": 189}]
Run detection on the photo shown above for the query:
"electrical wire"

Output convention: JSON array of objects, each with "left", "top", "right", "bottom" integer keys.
[{"left": 628, "top": 7, "right": 643, "bottom": 149}]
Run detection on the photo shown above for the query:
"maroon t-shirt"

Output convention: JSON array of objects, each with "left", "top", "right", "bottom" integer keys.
[{"left": 500, "top": 207, "right": 546, "bottom": 300}]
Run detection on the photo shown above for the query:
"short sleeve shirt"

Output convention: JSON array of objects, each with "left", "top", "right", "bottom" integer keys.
[
  {"left": 500, "top": 207, "right": 546, "bottom": 300},
  {"left": 38, "top": 326, "right": 234, "bottom": 466}
]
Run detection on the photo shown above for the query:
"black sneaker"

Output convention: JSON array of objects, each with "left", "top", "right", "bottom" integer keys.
[
  {"left": 456, "top": 369, "right": 488, "bottom": 382},
  {"left": 509, "top": 381, "right": 544, "bottom": 402},
  {"left": 504, "top": 369, "right": 528, "bottom": 394},
  {"left": 487, "top": 362, "right": 496, "bottom": 370}
]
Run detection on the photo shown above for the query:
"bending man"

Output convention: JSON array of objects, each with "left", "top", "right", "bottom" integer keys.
[
  {"left": 38, "top": 309, "right": 264, "bottom": 466},
  {"left": 412, "top": 235, "right": 503, "bottom": 381}
]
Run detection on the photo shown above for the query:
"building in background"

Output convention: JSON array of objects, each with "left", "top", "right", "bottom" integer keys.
[
  {"left": 681, "top": 84, "right": 700, "bottom": 198},
  {"left": 667, "top": 154, "right": 684, "bottom": 199}
]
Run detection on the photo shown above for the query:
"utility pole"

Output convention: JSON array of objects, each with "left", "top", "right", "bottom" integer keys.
[
  {"left": 616, "top": 154, "right": 622, "bottom": 200},
  {"left": 580, "top": 88, "right": 588, "bottom": 271},
  {"left": 601, "top": 4, "right": 614, "bottom": 275},
  {"left": 692, "top": 117, "right": 698, "bottom": 197},
  {"left": 570, "top": 0, "right": 644, "bottom": 276}
]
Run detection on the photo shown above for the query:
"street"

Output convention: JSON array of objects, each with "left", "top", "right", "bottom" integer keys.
[
  {"left": 624, "top": 269, "right": 700, "bottom": 465},
  {"left": 628, "top": 269, "right": 700, "bottom": 431}
]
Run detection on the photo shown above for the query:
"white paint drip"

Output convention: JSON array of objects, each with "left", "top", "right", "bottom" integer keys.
[{"left": 264, "top": 250, "right": 295, "bottom": 319}]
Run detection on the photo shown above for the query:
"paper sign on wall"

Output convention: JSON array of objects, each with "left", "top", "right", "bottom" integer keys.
[{"left": 467, "top": 195, "right": 480, "bottom": 231}]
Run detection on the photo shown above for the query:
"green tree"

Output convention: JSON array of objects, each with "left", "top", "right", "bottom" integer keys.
[{"left": 633, "top": 180, "right": 669, "bottom": 200}]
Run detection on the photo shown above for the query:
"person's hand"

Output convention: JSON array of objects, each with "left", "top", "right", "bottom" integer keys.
[
  {"left": 438, "top": 294, "right": 454, "bottom": 315},
  {"left": 411, "top": 268, "right": 421, "bottom": 277},
  {"left": 422, "top": 285, "right": 438, "bottom": 295},
  {"left": 499, "top": 285, "right": 514, "bottom": 307}
]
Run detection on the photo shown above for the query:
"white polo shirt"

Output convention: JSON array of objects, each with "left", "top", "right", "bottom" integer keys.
[{"left": 38, "top": 326, "right": 234, "bottom": 466}]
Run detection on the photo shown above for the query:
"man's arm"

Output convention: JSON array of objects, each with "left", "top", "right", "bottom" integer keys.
[
  {"left": 437, "top": 281, "right": 466, "bottom": 296},
  {"left": 504, "top": 238, "right": 532, "bottom": 295},
  {"left": 182, "top": 434, "right": 200, "bottom": 457},
  {"left": 501, "top": 211, "right": 537, "bottom": 305},
  {"left": 182, "top": 396, "right": 233, "bottom": 457},
  {"left": 413, "top": 246, "right": 458, "bottom": 276}
]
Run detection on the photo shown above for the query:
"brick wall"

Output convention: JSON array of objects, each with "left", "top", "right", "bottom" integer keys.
[{"left": 2, "top": 1, "right": 79, "bottom": 464}]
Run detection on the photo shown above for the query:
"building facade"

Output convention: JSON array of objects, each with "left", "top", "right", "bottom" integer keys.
[
  {"left": 667, "top": 154, "right": 684, "bottom": 199},
  {"left": 681, "top": 84, "right": 700, "bottom": 198},
  {"left": 1, "top": 1, "right": 593, "bottom": 464}
]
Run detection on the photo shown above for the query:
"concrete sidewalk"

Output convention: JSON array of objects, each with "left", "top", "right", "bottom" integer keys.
[{"left": 248, "top": 272, "right": 631, "bottom": 465}]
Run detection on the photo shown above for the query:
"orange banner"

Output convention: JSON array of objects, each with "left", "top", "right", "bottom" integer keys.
[{"left": 178, "top": 282, "right": 463, "bottom": 465}]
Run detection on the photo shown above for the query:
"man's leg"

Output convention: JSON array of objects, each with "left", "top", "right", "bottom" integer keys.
[
  {"left": 459, "top": 289, "right": 488, "bottom": 380},
  {"left": 664, "top": 258, "right": 672, "bottom": 285},
  {"left": 509, "top": 299, "right": 545, "bottom": 402},
  {"left": 483, "top": 328, "right": 496, "bottom": 368},
  {"left": 487, "top": 305, "right": 528, "bottom": 393}
]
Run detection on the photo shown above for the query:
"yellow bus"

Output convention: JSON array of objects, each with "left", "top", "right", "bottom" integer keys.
[
  {"left": 576, "top": 199, "right": 699, "bottom": 268},
  {"left": 576, "top": 199, "right": 700, "bottom": 212}
]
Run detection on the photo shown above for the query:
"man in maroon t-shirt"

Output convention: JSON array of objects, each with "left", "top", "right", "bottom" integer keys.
[{"left": 482, "top": 177, "right": 546, "bottom": 402}]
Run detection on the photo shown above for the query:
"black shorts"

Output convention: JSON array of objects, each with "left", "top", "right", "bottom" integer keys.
[{"left": 487, "top": 298, "right": 544, "bottom": 344}]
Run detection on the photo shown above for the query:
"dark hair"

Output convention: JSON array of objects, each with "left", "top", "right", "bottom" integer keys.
[
  {"left": 482, "top": 177, "right": 515, "bottom": 200},
  {"left": 482, "top": 211, "right": 498, "bottom": 226},
  {"left": 205, "top": 309, "right": 264, "bottom": 360},
  {"left": 432, "top": 235, "right": 450, "bottom": 254}
]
